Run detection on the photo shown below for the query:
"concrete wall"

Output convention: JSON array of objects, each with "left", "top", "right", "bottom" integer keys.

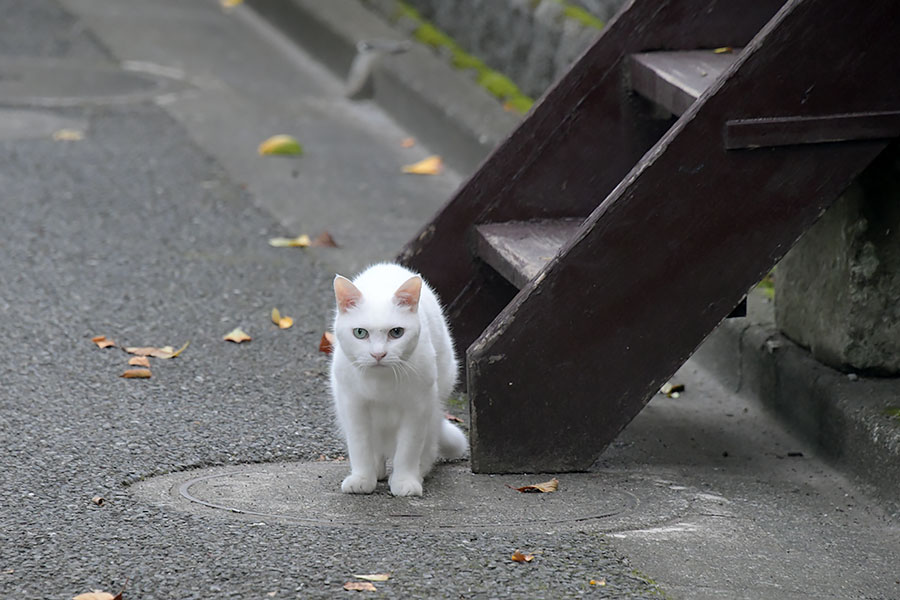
[
  {"left": 777, "top": 143, "right": 900, "bottom": 375},
  {"left": 363, "top": 0, "right": 627, "bottom": 98}
]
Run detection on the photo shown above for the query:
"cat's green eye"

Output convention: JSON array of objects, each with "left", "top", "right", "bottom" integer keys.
[
  {"left": 388, "top": 327, "right": 405, "bottom": 339},
  {"left": 352, "top": 328, "right": 368, "bottom": 339}
]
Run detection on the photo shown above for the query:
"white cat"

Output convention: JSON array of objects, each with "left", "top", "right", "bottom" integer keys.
[{"left": 329, "top": 263, "right": 467, "bottom": 497}]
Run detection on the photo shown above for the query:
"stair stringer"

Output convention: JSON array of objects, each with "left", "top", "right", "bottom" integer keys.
[
  {"left": 399, "top": 0, "right": 785, "bottom": 358},
  {"left": 467, "top": 0, "right": 900, "bottom": 473}
]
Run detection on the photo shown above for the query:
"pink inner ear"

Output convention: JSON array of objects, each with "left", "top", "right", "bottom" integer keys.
[
  {"left": 394, "top": 276, "right": 422, "bottom": 311},
  {"left": 334, "top": 276, "right": 362, "bottom": 313}
]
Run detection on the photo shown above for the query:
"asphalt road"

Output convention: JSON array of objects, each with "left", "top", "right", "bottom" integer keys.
[
  {"left": 0, "top": 1, "right": 659, "bottom": 598},
  {"left": 3, "top": 1, "right": 898, "bottom": 599}
]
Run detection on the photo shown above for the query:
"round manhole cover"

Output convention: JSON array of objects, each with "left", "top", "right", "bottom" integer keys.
[
  {"left": 133, "top": 462, "right": 692, "bottom": 532},
  {"left": 0, "top": 58, "right": 186, "bottom": 106}
]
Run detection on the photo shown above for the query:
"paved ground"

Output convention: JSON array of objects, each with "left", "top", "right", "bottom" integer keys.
[{"left": 0, "top": 1, "right": 898, "bottom": 599}]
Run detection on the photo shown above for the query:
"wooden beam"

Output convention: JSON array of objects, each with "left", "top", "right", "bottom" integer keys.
[{"left": 725, "top": 111, "right": 900, "bottom": 149}]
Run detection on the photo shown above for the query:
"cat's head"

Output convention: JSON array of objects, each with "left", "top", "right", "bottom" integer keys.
[{"left": 332, "top": 274, "right": 422, "bottom": 369}]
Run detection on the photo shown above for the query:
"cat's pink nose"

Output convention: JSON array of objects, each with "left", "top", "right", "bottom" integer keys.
[{"left": 371, "top": 351, "right": 387, "bottom": 362}]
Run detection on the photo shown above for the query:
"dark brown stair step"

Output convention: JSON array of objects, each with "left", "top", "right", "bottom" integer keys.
[
  {"left": 473, "top": 219, "right": 582, "bottom": 289},
  {"left": 629, "top": 49, "right": 741, "bottom": 116}
]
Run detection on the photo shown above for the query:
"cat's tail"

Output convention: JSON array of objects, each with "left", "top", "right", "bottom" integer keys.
[{"left": 438, "top": 420, "right": 468, "bottom": 459}]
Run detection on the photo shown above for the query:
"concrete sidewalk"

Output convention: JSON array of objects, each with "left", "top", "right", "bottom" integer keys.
[{"left": 1, "top": 1, "right": 898, "bottom": 599}]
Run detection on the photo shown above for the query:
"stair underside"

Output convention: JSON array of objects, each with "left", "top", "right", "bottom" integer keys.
[{"left": 629, "top": 49, "right": 740, "bottom": 115}]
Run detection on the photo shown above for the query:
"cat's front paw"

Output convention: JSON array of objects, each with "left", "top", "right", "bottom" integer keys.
[
  {"left": 341, "top": 473, "right": 376, "bottom": 494},
  {"left": 389, "top": 475, "right": 423, "bottom": 497}
]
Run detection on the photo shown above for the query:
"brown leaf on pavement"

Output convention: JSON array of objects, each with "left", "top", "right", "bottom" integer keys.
[
  {"left": 445, "top": 413, "right": 464, "bottom": 424},
  {"left": 510, "top": 550, "right": 535, "bottom": 563},
  {"left": 343, "top": 581, "right": 377, "bottom": 591},
  {"left": 353, "top": 574, "right": 390, "bottom": 582},
  {"left": 73, "top": 592, "right": 117, "bottom": 600},
  {"left": 223, "top": 327, "right": 251, "bottom": 343},
  {"left": 400, "top": 137, "right": 415, "bottom": 148},
  {"left": 509, "top": 477, "right": 559, "bottom": 493},
  {"left": 271, "top": 308, "right": 294, "bottom": 330},
  {"left": 124, "top": 341, "right": 188, "bottom": 359},
  {"left": 310, "top": 231, "right": 339, "bottom": 248},
  {"left": 91, "top": 335, "right": 116, "bottom": 349},
  {"left": 128, "top": 356, "right": 151, "bottom": 368},
  {"left": 120, "top": 368, "right": 152, "bottom": 379},
  {"left": 319, "top": 331, "right": 335, "bottom": 354}
]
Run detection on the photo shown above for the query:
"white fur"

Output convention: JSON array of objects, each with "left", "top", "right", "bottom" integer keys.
[{"left": 330, "top": 263, "right": 467, "bottom": 496}]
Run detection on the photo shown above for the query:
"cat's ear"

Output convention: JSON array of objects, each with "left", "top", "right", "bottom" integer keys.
[
  {"left": 334, "top": 275, "right": 362, "bottom": 313},
  {"left": 394, "top": 276, "right": 422, "bottom": 312}
]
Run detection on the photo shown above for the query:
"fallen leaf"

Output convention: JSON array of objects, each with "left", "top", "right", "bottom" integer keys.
[
  {"left": 713, "top": 46, "right": 733, "bottom": 54},
  {"left": 590, "top": 578, "right": 607, "bottom": 586},
  {"left": 166, "top": 340, "right": 190, "bottom": 358},
  {"left": 53, "top": 128, "right": 84, "bottom": 141},
  {"left": 124, "top": 341, "right": 189, "bottom": 359},
  {"left": 310, "top": 231, "right": 339, "bottom": 248},
  {"left": 269, "top": 234, "right": 311, "bottom": 248},
  {"left": 510, "top": 477, "right": 559, "bottom": 493},
  {"left": 353, "top": 574, "right": 390, "bottom": 582},
  {"left": 319, "top": 331, "right": 335, "bottom": 354},
  {"left": 400, "top": 137, "right": 415, "bottom": 148},
  {"left": 343, "top": 581, "right": 376, "bottom": 592},
  {"left": 445, "top": 413, "right": 464, "bottom": 424},
  {"left": 223, "top": 327, "right": 251, "bottom": 343},
  {"left": 91, "top": 335, "right": 115, "bottom": 349},
  {"left": 271, "top": 308, "right": 294, "bottom": 330},
  {"left": 91, "top": 496, "right": 105, "bottom": 506},
  {"left": 660, "top": 382, "right": 685, "bottom": 398},
  {"left": 402, "top": 155, "right": 442, "bottom": 175},
  {"left": 511, "top": 550, "right": 534, "bottom": 563},
  {"left": 128, "top": 356, "right": 151, "bottom": 368},
  {"left": 73, "top": 591, "right": 116, "bottom": 600},
  {"left": 220, "top": 0, "right": 243, "bottom": 6},
  {"left": 258, "top": 134, "right": 303, "bottom": 156},
  {"left": 120, "top": 368, "right": 152, "bottom": 379}
]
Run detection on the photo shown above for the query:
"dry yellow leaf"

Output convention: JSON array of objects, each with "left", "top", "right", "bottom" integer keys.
[
  {"left": 124, "top": 341, "right": 188, "bottom": 359},
  {"left": 223, "top": 327, "right": 251, "bottom": 343},
  {"left": 590, "top": 578, "right": 607, "bottom": 586},
  {"left": 271, "top": 308, "right": 293, "bottom": 330},
  {"left": 53, "top": 129, "right": 84, "bottom": 141},
  {"left": 510, "top": 477, "right": 559, "bottom": 493},
  {"left": 353, "top": 573, "right": 390, "bottom": 582},
  {"left": 220, "top": 0, "right": 243, "bottom": 6},
  {"left": 91, "top": 335, "right": 115, "bottom": 349},
  {"left": 73, "top": 592, "right": 116, "bottom": 600},
  {"left": 511, "top": 550, "right": 535, "bottom": 563},
  {"left": 402, "top": 155, "right": 442, "bottom": 175},
  {"left": 258, "top": 134, "right": 303, "bottom": 156},
  {"left": 268, "top": 234, "right": 311, "bottom": 248},
  {"left": 120, "top": 368, "right": 152, "bottom": 379},
  {"left": 343, "top": 581, "right": 376, "bottom": 591},
  {"left": 713, "top": 46, "right": 734, "bottom": 54},
  {"left": 128, "top": 356, "right": 151, "bottom": 368}
]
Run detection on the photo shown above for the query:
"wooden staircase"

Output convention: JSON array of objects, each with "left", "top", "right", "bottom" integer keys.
[{"left": 398, "top": 0, "right": 900, "bottom": 473}]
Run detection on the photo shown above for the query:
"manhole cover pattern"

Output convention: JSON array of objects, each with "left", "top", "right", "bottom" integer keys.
[{"left": 133, "top": 462, "right": 692, "bottom": 531}]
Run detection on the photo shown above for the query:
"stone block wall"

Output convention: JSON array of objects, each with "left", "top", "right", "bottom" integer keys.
[
  {"left": 363, "top": 0, "right": 627, "bottom": 99},
  {"left": 777, "top": 143, "right": 900, "bottom": 375}
]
